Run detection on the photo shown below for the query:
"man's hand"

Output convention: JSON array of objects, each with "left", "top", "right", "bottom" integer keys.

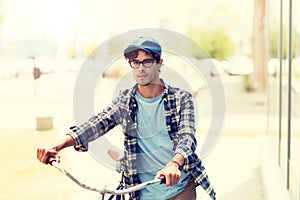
[
  {"left": 155, "top": 161, "right": 181, "bottom": 186},
  {"left": 37, "top": 147, "right": 60, "bottom": 164},
  {"left": 36, "top": 134, "right": 75, "bottom": 164}
]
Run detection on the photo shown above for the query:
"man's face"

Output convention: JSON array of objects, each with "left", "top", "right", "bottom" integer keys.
[{"left": 130, "top": 50, "right": 162, "bottom": 86}]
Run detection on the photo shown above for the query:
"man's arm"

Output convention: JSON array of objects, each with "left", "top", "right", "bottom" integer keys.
[
  {"left": 37, "top": 134, "right": 75, "bottom": 164},
  {"left": 169, "top": 153, "right": 185, "bottom": 168}
]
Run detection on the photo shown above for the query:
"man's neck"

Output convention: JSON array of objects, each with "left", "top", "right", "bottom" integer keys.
[{"left": 138, "top": 82, "right": 164, "bottom": 99}]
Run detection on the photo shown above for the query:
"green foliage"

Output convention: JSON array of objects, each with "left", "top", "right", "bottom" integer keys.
[
  {"left": 67, "top": 45, "right": 76, "bottom": 59},
  {"left": 243, "top": 74, "right": 255, "bottom": 92},
  {"left": 84, "top": 42, "right": 97, "bottom": 57},
  {"left": 0, "top": 0, "right": 4, "bottom": 25},
  {"left": 187, "top": 27, "right": 235, "bottom": 60},
  {"left": 269, "top": 27, "right": 297, "bottom": 59}
]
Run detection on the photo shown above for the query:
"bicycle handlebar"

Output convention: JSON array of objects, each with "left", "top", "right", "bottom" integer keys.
[{"left": 48, "top": 158, "right": 166, "bottom": 195}]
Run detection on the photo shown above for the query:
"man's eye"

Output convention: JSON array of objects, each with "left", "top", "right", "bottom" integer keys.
[{"left": 143, "top": 60, "right": 153, "bottom": 64}]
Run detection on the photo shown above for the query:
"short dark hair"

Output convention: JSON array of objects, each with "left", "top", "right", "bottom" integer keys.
[{"left": 124, "top": 49, "right": 161, "bottom": 63}]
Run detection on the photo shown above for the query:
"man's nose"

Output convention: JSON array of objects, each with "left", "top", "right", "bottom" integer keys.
[{"left": 137, "top": 63, "right": 146, "bottom": 70}]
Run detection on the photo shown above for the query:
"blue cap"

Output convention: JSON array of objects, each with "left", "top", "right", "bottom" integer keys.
[{"left": 124, "top": 36, "right": 162, "bottom": 56}]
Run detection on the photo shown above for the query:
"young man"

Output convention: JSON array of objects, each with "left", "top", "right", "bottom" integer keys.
[{"left": 37, "top": 37, "right": 216, "bottom": 200}]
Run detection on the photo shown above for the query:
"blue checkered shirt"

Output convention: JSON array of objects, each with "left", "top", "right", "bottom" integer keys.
[{"left": 68, "top": 81, "right": 216, "bottom": 200}]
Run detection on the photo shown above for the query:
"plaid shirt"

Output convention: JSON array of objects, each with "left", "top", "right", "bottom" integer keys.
[{"left": 68, "top": 80, "right": 216, "bottom": 200}]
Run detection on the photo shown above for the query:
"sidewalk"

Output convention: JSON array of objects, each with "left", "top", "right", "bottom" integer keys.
[{"left": 197, "top": 136, "right": 264, "bottom": 200}]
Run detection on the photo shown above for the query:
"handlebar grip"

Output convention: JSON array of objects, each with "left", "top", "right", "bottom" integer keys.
[
  {"left": 47, "top": 157, "right": 56, "bottom": 166},
  {"left": 159, "top": 176, "right": 166, "bottom": 184}
]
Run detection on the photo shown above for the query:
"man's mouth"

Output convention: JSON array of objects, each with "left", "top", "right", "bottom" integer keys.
[{"left": 137, "top": 74, "right": 147, "bottom": 78}]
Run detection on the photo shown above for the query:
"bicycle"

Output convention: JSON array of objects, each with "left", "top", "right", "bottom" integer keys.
[{"left": 47, "top": 150, "right": 166, "bottom": 200}]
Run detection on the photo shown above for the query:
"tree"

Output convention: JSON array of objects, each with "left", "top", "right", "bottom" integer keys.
[
  {"left": 253, "top": 0, "right": 266, "bottom": 91},
  {"left": 187, "top": 27, "right": 235, "bottom": 60},
  {"left": 0, "top": 0, "right": 3, "bottom": 25},
  {"left": 269, "top": 27, "right": 297, "bottom": 59}
]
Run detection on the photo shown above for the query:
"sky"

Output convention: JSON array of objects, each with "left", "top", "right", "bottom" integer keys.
[
  {"left": 0, "top": 0, "right": 258, "bottom": 59},
  {"left": 1, "top": 0, "right": 253, "bottom": 40},
  {"left": 1, "top": 0, "right": 189, "bottom": 41}
]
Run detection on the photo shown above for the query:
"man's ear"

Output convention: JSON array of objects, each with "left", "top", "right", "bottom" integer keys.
[
  {"left": 158, "top": 59, "right": 163, "bottom": 71},
  {"left": 159, "top": 59, "right": 163, "bottom": 65}
]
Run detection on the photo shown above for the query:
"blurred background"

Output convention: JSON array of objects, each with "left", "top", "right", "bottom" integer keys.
[{"left": 0, "top": 0, "right": 300, "bottom": 199}]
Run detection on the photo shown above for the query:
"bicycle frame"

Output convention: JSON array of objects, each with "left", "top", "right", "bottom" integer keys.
[{"left": 48, "top": 158, "right": 165, "bottom": 199}]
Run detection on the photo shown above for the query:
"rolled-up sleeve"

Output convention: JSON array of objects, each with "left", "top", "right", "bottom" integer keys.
[
  {"left": 67, "top": 125, "right": 90, "bottom": 152},
  {"left": 173, "top": 92, "right": 198, "bottom": 172},
  {"left": 67, "top": 97, "right": 122, "bottom": 152}
]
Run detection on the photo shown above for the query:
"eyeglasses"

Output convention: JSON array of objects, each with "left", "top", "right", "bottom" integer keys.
[{"left": 129, "top": 59, "right": 155, "bottom": 69}]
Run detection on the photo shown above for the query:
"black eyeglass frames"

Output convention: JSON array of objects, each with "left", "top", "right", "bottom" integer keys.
[{"left": 129, "top": 59, "right": 155, "bottom": 69}]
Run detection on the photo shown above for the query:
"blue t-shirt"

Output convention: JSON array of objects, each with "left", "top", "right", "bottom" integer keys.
[{"left": 136, "top": 91, "right": 191, "bottom": 200}]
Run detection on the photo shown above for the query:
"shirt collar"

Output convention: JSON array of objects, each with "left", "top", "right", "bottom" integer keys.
[{"left": 130, "top": 79, "right": 169, "bottom": 99}]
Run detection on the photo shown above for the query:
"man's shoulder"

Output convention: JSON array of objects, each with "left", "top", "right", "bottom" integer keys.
[
  {"left": 119, "top": 88, "right": 131, "bottom": 96},
  {"left": 117, "top": 86, "right": 136, "bottom": 99},
  {"left": 165, "top": 84, "right": 193, "bottom": 98}
]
